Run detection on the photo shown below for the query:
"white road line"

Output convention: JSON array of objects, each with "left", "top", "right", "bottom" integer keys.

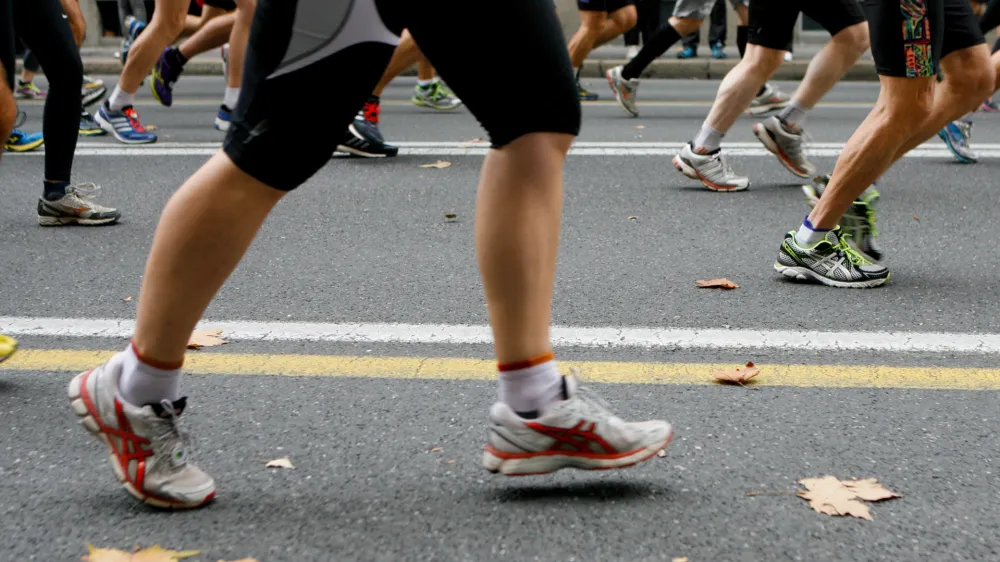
[
  {"left": 13, "top": 141, "right": 999, "bottom": 158},
  {"left": 3, "top": 316, "right": 1000, "bottom": 354}
]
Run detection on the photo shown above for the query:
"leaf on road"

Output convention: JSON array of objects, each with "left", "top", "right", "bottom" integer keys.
[
  {"left": 444, "top": 213, "right": 458, "bottom": 222},
  {"left": 447, "top": 459, "right": 456, "bottom": 464},
  {"left": 914, "top": 216, "right": 920, "bottom": 221},
  {"left": 656, "top": 449, "right": 667, "bottom": 458},
  {"left": 712, "top": 361, "right": 760, "bottom": 384},
  {"left": 672, "top": 558, "right": 688, "bottom": 562},
  {"left": 462, "top": 138, "right": 486, "bottom": 143},
  {"left": 797, "top": 476, "right": 900, "bottom": 520},
  {"left": 420, "top": 160, "right": 452, "bottom": 169},
  {"left": 634, "top": 125, "right": 645, "bottom": 130},
  {"left": 265, "top": 457, "right": 295, "bottom": 469},
  {"left": 187, "top": 329, "right": 227, "bottom": 349},
  {"left": 218, "top": 559, "right": 259, "bottom": 562},
  {"left": 123, "top": 296, "right": 133, "bottom": 302},
  {"left": 628, "top": 216, "right": 638, "bottom": 221},
  {"left": 696, "top": 278, "right": 739, "bottom": 289},
  {"left": 430, "top": 447, "right": 443, "bottom": 453},
  {"left": 84, "top": 544, "right": 199, "bottom": 561}
]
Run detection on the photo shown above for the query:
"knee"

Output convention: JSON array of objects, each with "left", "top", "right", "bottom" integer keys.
[
  {"left": 669, "top": 17, "right": 701, "bottom": 37},
  {"left": 832, "top": 22, "right": 870, "bottom": 57},
  {"left": 742, "top": 46, "right": 783, "bottom": 76},
  {"left": 947, "top": 50, "right": 996, "bottom": 103},
  {"left": 154, "top": 8, "right": 188, "bottom": 38},
  {"left": 577, "top": 19, "right": 604, "bottom": 38},
  {"left": 233, "top": 0, "right": 256, "bottom": 12},
  {"left": 614, "top": 6, "right": 637, "bottom": 32}
]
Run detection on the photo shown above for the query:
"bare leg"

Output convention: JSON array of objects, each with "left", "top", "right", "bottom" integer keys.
[
  {"left": 788, "top": 22, "right": 869, "bottom": 109},
  {"left": 59, "top": 0, "right": 86, "bottom": 45},
  {"left": 117, "top": 0, "right": 188, "bottom": 94},
  {"left": 178, "top": 12, "right": 236, "bottom": 60},
  {"left": 0, "top": 67, "right": 15, "bottom": 157},
  {"left": 477, "top": 133, "right": 573, "bottom": 363},
  {"left": 373, "top": 30, "right": 422, "bottom": 96},
  {"left": 417, "top": 57, "right": 434, "bottom": 81},
  {"left": 225, "top": 0, "right": 256, "bottom": 90},
  {"left": 133, "top": 153, "right": 285, "bottom": 362},
  {"left": 704, "top": 44, "right": 783, "bottom": 131},
  {"left": 567, "top": 9, "right": 636, "bottom": 68}
]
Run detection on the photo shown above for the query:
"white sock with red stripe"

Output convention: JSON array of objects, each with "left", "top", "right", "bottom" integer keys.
[
  {"left": 108, "top": 85, "right": 135, "bottom": 111},
  {"left": 118, "top": 341, "right": 182, "bottom": 406},
  {"left": 498, "top": 352, "right": 563, "bottom": 417}
]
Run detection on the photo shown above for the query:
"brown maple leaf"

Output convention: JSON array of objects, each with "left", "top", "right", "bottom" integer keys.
[
  {"left": 187, "top": 329, "right": 227, "bottom": 349},
  {"left": 696, "top": 278, "right": 739, "bottom": 289},
  {"left": 798, "top": 476, "right": 900, "bottom": 520},
  {"left": 712, "top": 361, "right": 760, "bottom": 384},
  {"left": 83, "top": 544, "right": 200, "bottom": 562}
]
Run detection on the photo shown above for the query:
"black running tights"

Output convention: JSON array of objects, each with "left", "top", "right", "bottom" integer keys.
[{"left": 1, "top": 0, "right": 82, "bottom": 182}]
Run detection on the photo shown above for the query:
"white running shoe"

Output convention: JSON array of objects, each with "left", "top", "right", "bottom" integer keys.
[
  {"left": 746, "top": 82, "right": 790, "bottom": 116},
  {"left": 753, "top": 115, "right": 817, "bottom": 178},
  {"left": 483, "top": 373, "right": 673, "bottom": 476},
  {"left": 626, "top": 45, "right": 640, "bottom": 59},
  {"left": 606, "top": 65, "right": 640, "bottom": 117},
  {"left": 68, "top": 353, "right": 216, "bottom": 509},
  {"left": 672, "top": 143, "right": 750, "bottom": 192}
]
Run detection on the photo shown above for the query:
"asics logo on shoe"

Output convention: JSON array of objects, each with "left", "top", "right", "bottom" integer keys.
[{"left": 525, "top": 420, "right": 619, "bottom": 456}]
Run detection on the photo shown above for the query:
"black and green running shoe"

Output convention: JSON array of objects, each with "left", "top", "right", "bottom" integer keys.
[
  {"left": 775, "top": 227, "right": 890, "bottom": 288},
  {"left": 803, "top": 174, "right": 882, "bottom": 262}
]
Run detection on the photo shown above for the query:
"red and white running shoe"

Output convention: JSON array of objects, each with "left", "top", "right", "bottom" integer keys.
[
  {"left": 483, "top": 373, "right": 673, "bottom": 476},
  {"left": 68, "top": 353, "right": 215, "bottom": 509}
]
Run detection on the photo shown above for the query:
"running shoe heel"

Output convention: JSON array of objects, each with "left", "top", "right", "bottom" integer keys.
[{"left": 672, "top": 154, "right": 699, "bottom": 180}]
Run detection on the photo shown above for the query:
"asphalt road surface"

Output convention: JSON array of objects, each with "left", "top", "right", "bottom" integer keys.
[{"left": 3, "top": 76, "right": 1000, "bottom": 562}]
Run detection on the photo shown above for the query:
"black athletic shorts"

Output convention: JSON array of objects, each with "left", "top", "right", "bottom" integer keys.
[
  {"left": 202, "top": 0, "right": 237, "bottom": 11},
  {"left": 748, "top": 0, "right": 866, "bottom": 50},
  {"left": 865, "top": 0, "right": 985, "bottom": 78},
  {"left": 577, "top": 0, "right": 635, "bottom": 13},
  {"left": 223, "top": 0, "right": 581, "bottom": 191}
]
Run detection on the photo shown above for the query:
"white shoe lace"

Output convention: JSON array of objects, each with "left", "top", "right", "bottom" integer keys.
[{"left": 151, "top": 399, "right": 194, "bottom": 469}]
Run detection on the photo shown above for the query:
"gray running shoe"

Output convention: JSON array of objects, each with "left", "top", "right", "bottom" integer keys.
[
  {"left": 68, "top": 352, "right": 216, "bottom": 509},
  {"left": 37, "top": 183, "right": 121, "bottom": 226},
  {"left": 411, "top": 81, "right": 462, "bottom": 110},
  {"left": 605, "top": 65, "right": 640, "bottom": 117},
  {"left": 803, "top": 174, "right": 882, "bottom": 262},
  {"left": 753, "top": 115, "right": 817, "bottom": 178},
  {"left": 747, "top": 82, "right": 790, "bottom": 116},
  {"left": 672, "top": 143, "right": 750, "bottom": 191},
  {"left": 775, "top": 227, "right": 889, "bottom": 288}
]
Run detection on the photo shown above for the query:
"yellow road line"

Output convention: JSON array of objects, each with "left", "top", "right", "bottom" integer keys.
[{"left": 3, "top": 349, "right": 999, "bottom": 390}]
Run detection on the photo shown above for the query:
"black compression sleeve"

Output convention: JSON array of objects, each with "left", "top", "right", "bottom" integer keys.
[{"left": 622, "top": 22, "right": 681, "bottom": 80}]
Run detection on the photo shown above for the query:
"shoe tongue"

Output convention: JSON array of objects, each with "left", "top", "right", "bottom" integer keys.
[
  {"left": 561, "top": 372, "right": 578, "bottom": 400},
  {"left": 150, "top": 396, "right": 187, "bottom": 418},
  {"left": 823, "top": 229, "right": 841, "bottom": 246}
]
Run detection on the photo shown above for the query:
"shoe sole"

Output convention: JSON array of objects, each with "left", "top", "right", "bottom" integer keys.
[
  {"left": 38, "top": 215, "right": 120, "bottom": 226},
  {"left": 483, "top": 425, "right": 674, "bottom": 476},
  {"left": 335, "top": 144, "right": 398, "bottom": 158},
  {"left": 746, "top": 100, "right": 788, "bottom": 116},
  {"left": 774, "top": 263, "right": 889, "bottom": 288},
  {"left": 605, "top": 70, "right": 639, "bottom": 118},
  {"left": 67, "top": 370, "right": 215, "bottom": 510},
  {"left": 937, "top": 130, "right": 977, "bottom": 164},
  {"left": 95, "top": 112, "right": 157, "bottom": 145},
  {"left": 82, "top": 86, "right": 107, "bottom": 107},
  {"left": 411, "top": 99, "right": 462, "bottom": 111},
  {"left": 671, "top": 154, "right": 749, "bottom": 192},
  {"left": 752, "top": 123, "right": 813, "bottom": 178},
  {"left": 78, "top": 129, "right": 107, "bottom": 137},
  {"left": 4, "top": 139, "right": 45, "bottom": 152}
]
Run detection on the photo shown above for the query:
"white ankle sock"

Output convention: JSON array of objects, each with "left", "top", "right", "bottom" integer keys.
[
  {"left": 108, "top": 85, "right": 135, "bottom": 111},
  {"left": 223, "top": 87, "right": 240, "bottom": 109},
  {"left": 794, "top": 216, "right": 830, "bottom": 248},
  {"left": 778, "top": 100, "right": 809, "bottom": 130},
  {"left": 498, "top": 354, "right": 563, "bottom": 416},
  {"left": 693, "top": 122, "right": 724, "bottom": 153},
  {"left": 118, "top": 342, "right": 182, "bottom": 406}
]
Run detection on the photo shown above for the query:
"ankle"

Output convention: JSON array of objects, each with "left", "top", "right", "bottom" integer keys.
[{"left": 498, "top": 352, "right": 563, "bottom": 417}]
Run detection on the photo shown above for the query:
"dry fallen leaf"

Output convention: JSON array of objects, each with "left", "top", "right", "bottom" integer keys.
[
  {"left": 444, "top": 213, "right": 458, "bottom": 222},
  {"left": 696, "top": 278, "right": 739, "bottom": 289},
  {"left": 634, "top": 125, "right": 645, "bottom": 130},
  {"left": 712, "top": 361, "right": 761, "bottom": 384},
  {"left": 123, "top": 296, "right": 133, "bottom": 302},
  {"left": 628, "top": 216, "right": 638, "bottom": 221},
  {"left": 144, "top": 124, "right": 158, "bottom": 132},
  {"left": 419, "top": 160, "right": 452, "bottom": 169},
  {"left": 84, "top": 544, "right": 199, "bottom": 562},
  {"left": 218, "top": 559, "right": 259, "bottom": 562},
  {"left": 187, "top": 329, "right": 227, "bottom": 349},
  {"left": 265, "top": 457, "right": 295, "bottom": 469},
  {"left": 656, "top": 449, "right": 667, "bottom": 458},
  {"left": 672, "top": 558, "right": 688, "bottom": 562},
  {"left": 462, "top": 138, "right": 486, "bottom": 143},
  {"left": 447, "top": 459, "right": 456, "bottom": 464},
  {"left": 798, "top": 476, "right": 900, "bottom": 520},
  {"left": 430, "top": 447, "right": 443, "bottom": 453},
  {"left": 914, "top": 216, "right": 920, "bottom": 221}
]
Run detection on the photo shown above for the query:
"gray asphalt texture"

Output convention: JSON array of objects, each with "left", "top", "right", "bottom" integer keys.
[{"left": 3, "top": 77, "right": 1000, "bottom": 562}]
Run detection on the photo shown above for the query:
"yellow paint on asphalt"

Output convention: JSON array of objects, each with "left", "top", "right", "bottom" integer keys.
[{"left": 3, "top": 349, "right": 1000, "bottom": 390}]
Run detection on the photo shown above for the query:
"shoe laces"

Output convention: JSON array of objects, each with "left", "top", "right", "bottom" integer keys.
[
  {"left": 362, "top": 101, "right": 380, "bottom": 124},
  {"left": 834, "top": 233, "right": 870, "bottom": 266},
  {"left": 123, "top": 107, "right": 146, "bottom": 132},
  {"left": 151, "top": 399, "right": 193, "bottom": 468}
]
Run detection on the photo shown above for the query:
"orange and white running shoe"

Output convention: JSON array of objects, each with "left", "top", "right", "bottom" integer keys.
[
  {"left": 483, "top": 373, "right": 673, "bottom": 476},
  {"left": 68, "top": 353, "right": 215, "bottom": 509}
]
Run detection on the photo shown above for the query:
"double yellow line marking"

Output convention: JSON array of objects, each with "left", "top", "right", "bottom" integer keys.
[{"left": 3, "top": 349, "right": 999, "bottom": 390}]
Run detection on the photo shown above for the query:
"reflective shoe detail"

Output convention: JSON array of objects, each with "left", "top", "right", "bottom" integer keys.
[
  {"left": 336, "top": 118, "right": 399, "bottom": 158},
  {"left": 81, "top": 75, "right": 107, "bottom": 106},
  {"left": 803, "top": 174, "right": 882, "bottom": 262},
  {"left": 214, "top": 105, "right": 232, "bottom": 132},
  {"left": 151, "top": 48, "right": 184, "bottom": 107},
  {"left": 578, "top": 82, "right": 599, "bottom": 101},
  {"left": 15, "top": 81, "right": 47, "bottom": 100},
  {"left": 37, "top": 183, "right": 121, "bottom": 226},
  {"left": 747, "top": 82, "right": 790, "bottom": 116},
  {"left": 672, "top": 143, "right": 750, "bottom": 192},
  {"left": 753, "top": 116, "right": 817, "bottom": 178},
  {"left": 5, "top": 129, "right": 45, "bottom": 152},
  {"left": 606, "top": 65, "right": 640, "bottom": 118},
  {"left": 97, "top": 103, "right": 157, "bottom": 144},
  {"left": 68, "top": 355, "right": 215, "bottom": 509},
  {"left": 775, "top": 228, "right": 889, "bottom": 288},
  {"left": 411, "top": 81, "right": 462, "bottom": 110},
  {"left": 483, "top": 373, "right": 673, "bottom": 476},
  {"left": 937, "top": 120, "right": 977, "bottom": 163},
  {"left": 79, "top": 110, "right": 107, "bottom": 137}
]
